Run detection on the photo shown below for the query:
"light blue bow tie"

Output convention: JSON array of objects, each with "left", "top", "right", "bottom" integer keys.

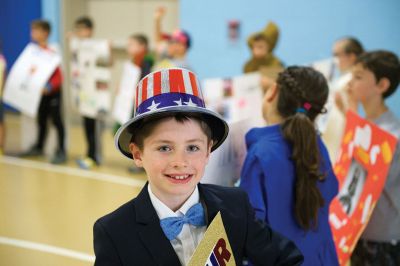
[{"left": 160, "top": 203, "right": 206, "bottom": 241}]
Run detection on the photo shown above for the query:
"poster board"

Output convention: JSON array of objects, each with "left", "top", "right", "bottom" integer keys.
[
  {"left": 112, "top": 61, "right": 141, "bottom": 124},
  {"left": 3, "top": 43, "right": 61, "bottom": 117},
  {"left": 329, "top": 111, "right": 398, "bottom": 265},
  {"left": 188, "top": 212, "right": 236, "bottom": 266},
  {"left": 69, "top": 38, "right": 111, "bottom": 118},
  {"left": 202, "top": 73, "right": 264, "bottom": 185}
]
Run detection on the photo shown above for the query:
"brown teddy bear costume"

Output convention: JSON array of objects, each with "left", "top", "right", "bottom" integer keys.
[{"left": 243, "top": 21, "right": 283, "bottom": 73}]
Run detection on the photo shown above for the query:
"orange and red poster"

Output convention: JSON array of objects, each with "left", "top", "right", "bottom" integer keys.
[{"left": 329, "top": 111, "right": 398, "bottom": 265}]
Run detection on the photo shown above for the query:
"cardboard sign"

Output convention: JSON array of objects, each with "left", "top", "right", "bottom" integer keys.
[
  {"left": 69, "top": 38, "right": 111, "bottom": 118},
  {"left": 188, "top": 212, "right": 235, "bottom": 266},
  {"left": 112, "top": 61, "right": 141, "bottom": 124},
  {"left": 3, "top": 43, "right": 61, "bottom": 117},
  {"left": 329, "top": 111, "right": 398, "bottom": 265}
]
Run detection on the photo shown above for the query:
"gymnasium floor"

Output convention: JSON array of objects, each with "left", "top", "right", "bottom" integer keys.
[{"left": 0, "top": 113, "right": 147, "bottom": 265}]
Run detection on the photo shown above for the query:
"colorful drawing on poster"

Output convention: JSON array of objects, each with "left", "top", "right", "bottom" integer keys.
[{"left": 329, "top": 111, "right": 398, "bottom": 265}]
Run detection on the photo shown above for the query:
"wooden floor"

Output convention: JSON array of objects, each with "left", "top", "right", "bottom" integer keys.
[{"left": 0, "top": 113, "right": 147, "bottom": 265}]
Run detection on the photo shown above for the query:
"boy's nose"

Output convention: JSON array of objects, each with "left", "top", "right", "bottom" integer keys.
[{"left": 170, "top": 152, "right": 188, "bottom": 168}]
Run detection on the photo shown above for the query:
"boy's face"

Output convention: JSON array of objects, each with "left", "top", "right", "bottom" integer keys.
[
  {"left": 31, "top": 27, "right": 48, "bottom": 43},
  {"left": 126, "top": 38, "right": 145, "bottom": 58},
  {"left": 348, "top": 63, "right": 380, "bottom": 104},
  {"left": 129, "top": 118, "right": 211, "bottom": 203},
  {"left": 74, "top": 25, "right": 93, "bottom": 38},
  {"left": 168, "top": 41, "right": 187, "bottom": 58},
  {"left": 252, "top": 40, "right": 269, "bottom": 59}
]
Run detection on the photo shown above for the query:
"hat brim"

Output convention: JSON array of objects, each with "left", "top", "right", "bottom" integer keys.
[{"left": 115, "top": 106, "right": 229, "bottom": 159}]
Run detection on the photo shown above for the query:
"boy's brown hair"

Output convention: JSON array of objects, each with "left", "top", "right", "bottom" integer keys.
[
  {"left": 31, "top": 19, "right": 51, "bottom": 34},
  {"left": 130, "top": 113, "right": 213, "bottom": 151},
  {"left": 356, "top": 50, "right": 400, "bottom": 98}
]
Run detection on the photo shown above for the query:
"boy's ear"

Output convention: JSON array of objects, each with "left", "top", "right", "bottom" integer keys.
[
  {"left": 129, "top": 143, "right": 144, "bottom": 168},
  {"left": 204, "top": 140, "right": 213, "bottom": 165},
  {"left": 377, "top": 77, "right": 390, "bottom": 95}
]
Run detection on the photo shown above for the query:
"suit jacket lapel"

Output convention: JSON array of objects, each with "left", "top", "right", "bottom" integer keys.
[{"left": 135, "top": 183, "right": 181, "bottom": 265}]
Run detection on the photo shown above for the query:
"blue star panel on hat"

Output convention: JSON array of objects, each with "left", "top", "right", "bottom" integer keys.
[{"left": 115, "top": 68, "right": 229, "bottom": 159}]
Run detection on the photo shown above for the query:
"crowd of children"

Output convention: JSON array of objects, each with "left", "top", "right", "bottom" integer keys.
[{"left": 1, "top": 7, "right": 400, "bottom": 266}]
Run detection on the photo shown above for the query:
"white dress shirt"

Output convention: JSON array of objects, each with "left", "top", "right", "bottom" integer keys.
[{"left": 148, "top": 185, "right": 206, "bottom": 266}]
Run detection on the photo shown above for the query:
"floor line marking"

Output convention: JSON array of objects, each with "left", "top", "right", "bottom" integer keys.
[
  {"left": 0, "top": 236, "right": 95, "bottom": 262},
  {"left": 0, "top": 155, "right": 146, "bottom": 187}
]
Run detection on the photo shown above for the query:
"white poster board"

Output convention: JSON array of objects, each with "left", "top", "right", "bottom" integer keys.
[
  {"left": 202, "top": 73, "right": 264, "bottom": 186},
  {"left": 112, "top": 61, "right": 141, "bottom": 124},
  {"left": 69, "top": 38, "right": 111, "bottom": 118},
  {"left": 3, "top": 43, "right": 61, "bottom": 117}
]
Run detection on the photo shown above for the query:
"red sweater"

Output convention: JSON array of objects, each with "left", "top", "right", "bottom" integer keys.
[{"left": 41, "top": 44, "right": 63, "bottom": 94}]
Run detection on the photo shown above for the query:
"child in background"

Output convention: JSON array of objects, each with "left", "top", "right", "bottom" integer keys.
[
  {"left": 337, "top": 50, "right": 400, "bottom": 266},
  {"left": 72, "top": 16, "right": 111, "bottom": 169},
  {"left": 153, "top": 7, "right": 193, "bottom": 71},
  {"left": 240, "top": 66, "right": 339, "bottom": 265},
  {"left": 21, "top": 20, "right": 66, "bottom": 164},
  {"left": 243, "top": 21, "right": 283, "bottom": 73},
  {"left": 93, "top": 68, "right": 304, "bottom": 265},
  {"left": 113, "top": 34, "right": 154, "bottom": 173}
]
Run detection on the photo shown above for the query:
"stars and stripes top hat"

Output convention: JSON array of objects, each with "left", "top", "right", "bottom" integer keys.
[{"left": 115, "top": 68, "right": 229, "bottom": 159}]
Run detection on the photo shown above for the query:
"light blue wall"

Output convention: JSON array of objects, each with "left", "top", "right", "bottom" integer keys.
[
  {"left": 41, "top": 0, "right": 61, "bottom": 44},
  {"left": 181, "top": 0, "right": 400, "bottom": 116}
]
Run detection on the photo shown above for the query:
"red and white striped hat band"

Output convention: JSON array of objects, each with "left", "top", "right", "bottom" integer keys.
[{"left": 135, "top": 68, "right": 205, "bottom": 116}]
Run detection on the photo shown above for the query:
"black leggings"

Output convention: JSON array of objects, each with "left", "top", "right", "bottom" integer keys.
[
  {"left": 36, "top": 91, "right": 65, "bottom": 152},
  {"left": 83, "top": 116, "right": 102, "bottom": 164}
]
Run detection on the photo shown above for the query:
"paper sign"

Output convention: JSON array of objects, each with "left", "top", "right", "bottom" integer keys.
[
  {"left": 69, "top": 38, "right": 111, "bottom": 118},
  {"left": 3, "top": 43, "right": 61, "bottom": 117},
  {"left": 188, "top": 212, "right": 236, "bottom": 266},
  {"left": 112, "top": 61, "right": 141, "bottom": 124},
  {"left": 329, "top": 111, "right": 398, "bottom": 265}
]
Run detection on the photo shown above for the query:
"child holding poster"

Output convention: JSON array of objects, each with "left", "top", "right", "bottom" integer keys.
[
  {"left": 336, "top": 50, "right": 400, "bottom": 265},
  {"left": 21, "top": 20, "right": 66, "bottom": 164},
  {"left": 240, "top": 66, "right": 339, "bottom": 265},
  {"left": 70, "top": 16, "right": 111, "bottom": 169},
  {"left": 112, "top": 34, "right": 154, "bottom": 173},
  {"left": 93, "top": 68, "right": 304, "bottom": 265}
]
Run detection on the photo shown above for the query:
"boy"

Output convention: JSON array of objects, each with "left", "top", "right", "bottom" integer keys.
[
  {"left": 94, "top": 68, "right": 303, "bottom": 265},
  {"left": 71, "top": 16, "right": 111, "bottom": 169},
  {"left": 21, "top": 20, "right": 66, "bottom": 164},
  {"left": 153, "top": 7, "right": 193, "bottom": 71},
  {"left": 127, "top": 34, "right": 154, "bottom": 80},
  {"left": 338, "top": 51, "right": 400, "bottom": 265},
  {"left": 243, "top": 21, "right": 282, "bottom": 73}
]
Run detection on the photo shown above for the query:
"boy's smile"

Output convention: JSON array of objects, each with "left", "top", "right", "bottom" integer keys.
[{"left": 129, "top": 117, "right": 211, "bottom": 210}]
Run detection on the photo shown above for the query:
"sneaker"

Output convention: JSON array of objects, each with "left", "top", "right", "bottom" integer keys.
[
  {"left": 21, "top": 146, "right": 43, "bottom": 157},
  {"left": 51, "top": 150, "right": 67, "bottom": 164},
  {"left": 76, "top": 157, "right": 96, "bottom": 170}
]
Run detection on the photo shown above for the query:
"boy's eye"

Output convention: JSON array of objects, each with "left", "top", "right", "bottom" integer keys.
[
  {"left": 187, "top": 145, "right": 200, "bottom": 152},
  {"left": 157, "top": 146, "right": 171, "bottom": 152}
]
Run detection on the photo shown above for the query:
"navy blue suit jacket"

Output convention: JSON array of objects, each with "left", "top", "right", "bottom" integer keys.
[{"left": 93, "top": 183, "right": 303, "bottom": 265}]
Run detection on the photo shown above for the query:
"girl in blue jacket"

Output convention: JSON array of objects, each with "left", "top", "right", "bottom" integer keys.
[{"left": 240, "top": 66, "right": 339, "bottom": 265}]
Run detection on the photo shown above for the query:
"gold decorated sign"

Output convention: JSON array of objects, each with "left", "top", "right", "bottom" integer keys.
[{"left": 188, "top": 212, "right": 236, "bottom": 266}]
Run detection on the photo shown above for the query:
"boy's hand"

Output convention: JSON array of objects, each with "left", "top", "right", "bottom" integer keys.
[
  {"left": 335, "top": 83, "right": 358, "bottom": 115},
  {"left": 154, "top": 7, "right": 166, "bottom": 21}
]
